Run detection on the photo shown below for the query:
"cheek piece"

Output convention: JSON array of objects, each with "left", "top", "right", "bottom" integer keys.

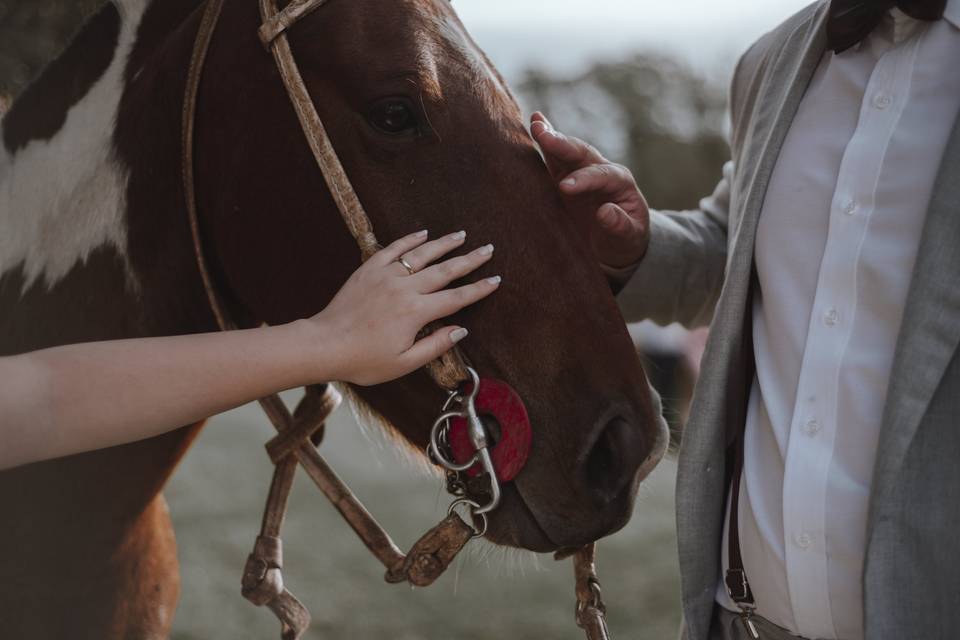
[
  {"left": 184, "top": 0, "right": 614, "bottom": 634},
  {"left": 448, "top": 377, "right": 532, "bottom": 482}
]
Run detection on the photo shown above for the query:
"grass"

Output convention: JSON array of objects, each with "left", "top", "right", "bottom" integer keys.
[{"left": 166, "top": 392, "right": 681, "bottom": 640}]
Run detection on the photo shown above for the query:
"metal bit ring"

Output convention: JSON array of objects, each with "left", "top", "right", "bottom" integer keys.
[
  {"left": 448, "top": 498, "right": 488, "bottom": 538},
  {"left": 429, "top": 411, "right": 479, "bottom": 472},
  {"left": 429, "top": 366, "right": 502, "bottom": 516}
]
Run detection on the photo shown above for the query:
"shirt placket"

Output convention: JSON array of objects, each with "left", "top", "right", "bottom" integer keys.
[{"left": 780, "top": 37, "right": 919, "bottom": 640}]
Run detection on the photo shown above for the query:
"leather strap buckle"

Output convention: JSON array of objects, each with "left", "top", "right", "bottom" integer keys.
[{"left": 725, "top": 567, "right": 754, "bottom": 604}]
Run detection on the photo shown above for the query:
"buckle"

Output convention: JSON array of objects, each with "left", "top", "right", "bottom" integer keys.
[{"left": 725, "top": 568, "right": 754, "bottom": 604}]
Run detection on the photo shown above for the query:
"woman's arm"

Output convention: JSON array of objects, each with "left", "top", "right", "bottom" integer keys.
[
  {"left": 0, "top": 230, "right": 499, "bottom": 470},
  {"left": 1, "top": 323, "right": 331, "bottom": 469}
]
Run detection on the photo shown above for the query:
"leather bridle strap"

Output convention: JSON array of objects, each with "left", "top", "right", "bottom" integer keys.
[
  {"left": 183, "top": 0, "right": 467, "bottom": 388},
  {"left": 257, "top": 0, "right": 378, "bottom": 260},
  {"left": 182, "top": 0, "right": 477, "bottom": 634},
  {"left": 182, "top": 0, "right": 231, "bottom": 332},
  {"left": 182, "top": 1, "right": 611, "bottom": 639},
  {"left": 573, "top": 544, "right": 611, "bottom": 640},
  {"left": 258, "top": 0, "right": 330, "bottom": 51},
  {"left": 257, "top": 0, "right": 469, "bottom": 389}
]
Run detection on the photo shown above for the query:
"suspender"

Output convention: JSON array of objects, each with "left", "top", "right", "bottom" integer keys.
[
  {"left": 723, "top": 269, "right": 760, "bottom": 639},
  {"left": 725, "top": 429, "right": 759, "bottom": 638}
]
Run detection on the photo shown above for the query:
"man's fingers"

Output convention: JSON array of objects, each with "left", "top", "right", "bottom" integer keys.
[
  {"left": 415, "top": 243, "right": 495, "bottom": 293},
  {"left": 400, "top": 326, "right": 470, "bottom": 372},
  {"left": 529, "top": 113, "right": 605, "bottom": 169},
  {"left": 375, "top": 230, "right": 430, "bottom": 265},
  {"left": 529, "top": 111, "right": 553, "bottom": 142},
  {"left": 597, "top": 203, "right": 634, "bottom": 235},
  {"left": 531, "top": 111, "right": 578, "bottom": 178},
  {"left": 531, "top": 111, "right": 551, "bottom": 128},
  {"left": 559, "top": 163, "right": 635, "bottom": 198},
  {"left": 424, "top": 276, "right": 502, "bottom": 319},
  {"left": 396, "top": 230, "right": 467, "bottom": 274},
  {"left": 536, "top": 127, "right": 603, "bottom": 166}
]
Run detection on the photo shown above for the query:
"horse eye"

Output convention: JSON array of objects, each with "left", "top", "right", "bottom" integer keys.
[{"left": 367, "top": 99, "right": 418, "bottom": 136}]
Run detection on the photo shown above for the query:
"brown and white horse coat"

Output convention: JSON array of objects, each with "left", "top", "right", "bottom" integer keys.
[{"left": 0, "top": 1, "right": 663, "bottom": 637}]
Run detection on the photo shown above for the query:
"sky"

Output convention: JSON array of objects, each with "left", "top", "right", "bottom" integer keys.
[{"left": 451, "top": 0, "right": 814, "bottom": 80}]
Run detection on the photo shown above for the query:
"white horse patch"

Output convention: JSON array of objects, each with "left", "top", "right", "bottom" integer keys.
[{"left": 0, "top": 0, "right": 149, "bottom": 294}]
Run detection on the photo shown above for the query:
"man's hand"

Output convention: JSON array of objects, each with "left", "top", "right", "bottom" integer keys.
[{"left": 530, "top": 112, "right": 650, "bottom": 268}]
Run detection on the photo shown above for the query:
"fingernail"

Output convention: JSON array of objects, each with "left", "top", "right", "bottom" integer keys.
[
  {"left": 486, "top": 276, "right": 502, "bottom": 285},
  {"left": 561, "top": 177, "right": 576, "bottom": 187},
  {"left": 530, "top": 121, "right": 546, "bottom": 136},
  {"left": 414, "top": 229, "right": 428, "bottom": 237},
  {"left": 451, "top": 230, "right": 466, "bottom": 240},
  {"left": 477, "top": 244, "right": 494, "bottom": 256},
  {"left": 450, "top": 327, "right": 469, "bottom": 343}
]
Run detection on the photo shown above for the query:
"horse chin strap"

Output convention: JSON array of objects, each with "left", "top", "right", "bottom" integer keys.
[{"left": 182, "top": 0, "right": 610, "bottom": 638}]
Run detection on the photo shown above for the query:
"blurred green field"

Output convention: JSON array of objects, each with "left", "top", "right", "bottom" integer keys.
[{"left": 166, "top": 392, "right": 682, "bottom": 640}]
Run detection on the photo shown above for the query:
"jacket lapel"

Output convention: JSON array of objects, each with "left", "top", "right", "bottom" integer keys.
[
  {"left": 675, "top": 5, "right": 831, "bottom": 639},
  {"left": 727, "top": 10, "right": 829, "bottom": 273},
  {"left": 719, "top": 4, "right": 831, "bottom": 442},
  {"left": 869, "top": 111, "right": 960, "bottom": 511}
]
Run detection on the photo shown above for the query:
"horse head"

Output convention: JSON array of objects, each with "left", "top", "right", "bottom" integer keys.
[{"left": 191, "top": 0, "right": 668, "bottom": 552}]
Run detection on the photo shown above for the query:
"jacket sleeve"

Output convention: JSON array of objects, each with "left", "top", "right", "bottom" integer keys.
[
  {"left": 611, "top": 26, "right": 770, "bottom": 329},
  {"left": 614, "top": 160, "right": 732, "bottom": 328}
]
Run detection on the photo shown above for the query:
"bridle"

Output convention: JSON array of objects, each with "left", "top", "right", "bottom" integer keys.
[{"left": 181, "top": 0, "right": 612, "bottom": 638}]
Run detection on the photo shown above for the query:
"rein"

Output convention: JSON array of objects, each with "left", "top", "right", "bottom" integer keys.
[{"left": 181, "top": 0, "right": 610, "bottom": 638}]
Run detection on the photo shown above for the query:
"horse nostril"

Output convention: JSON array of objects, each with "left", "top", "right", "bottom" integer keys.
[{"left": 582, "top": 416, "right": 645, "bottom": 506}]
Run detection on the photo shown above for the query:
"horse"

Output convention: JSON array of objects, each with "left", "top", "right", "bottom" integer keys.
[{"left": 0, "top": 0, "right": 668, "bottom": 636}]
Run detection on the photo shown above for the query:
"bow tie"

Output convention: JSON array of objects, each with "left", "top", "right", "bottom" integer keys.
[{"left": 827, "top": 0, "right": 947, "bottom": 53}]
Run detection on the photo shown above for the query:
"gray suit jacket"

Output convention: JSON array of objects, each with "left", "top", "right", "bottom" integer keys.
[{"left": 617, "top": 2, "right": 960, "bottom": 638}]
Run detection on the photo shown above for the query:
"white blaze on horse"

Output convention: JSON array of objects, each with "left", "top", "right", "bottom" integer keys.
[{"left": 0, "top": 0, "right": 667, "bottom": 637}]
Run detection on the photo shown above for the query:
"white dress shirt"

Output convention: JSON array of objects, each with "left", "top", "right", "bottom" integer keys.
[{"left": 716, "top": 4, "right": 960, "bottom": 639}]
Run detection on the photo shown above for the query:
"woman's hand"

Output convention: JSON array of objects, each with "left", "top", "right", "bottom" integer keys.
[
  {"left": 0, "top": 230, "right": 497, "bottom": 469},
  {"left": 530, "top": 112, "right": 651, "bottom": 268},
  {"left": 311, "top": 230, "right": 500, "bottom": 386}
]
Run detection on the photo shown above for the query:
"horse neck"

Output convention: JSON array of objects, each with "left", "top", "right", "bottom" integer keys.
[
  {"left": 1, "top": 1, "right": 140, "bottom": 351},
  {"left": 0, "top": 0, "right": 217, "bottom": 514},
  {"left": 0, "top": 0, "right": 212, "bottom": 344}
]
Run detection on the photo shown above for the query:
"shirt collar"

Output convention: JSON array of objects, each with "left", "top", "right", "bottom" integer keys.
[
  {"left": 889, "top": 8, "right": 922, "bottom": 43},
  {"left": 843, "top": 0, "right": 960, "bottom": 53},
  {"left": 945, "top": 0, "right": 960, "bottom": 30}
]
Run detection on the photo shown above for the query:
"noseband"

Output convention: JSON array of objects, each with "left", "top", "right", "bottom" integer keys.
[{"left": 181, "top": 0, "right": 611, "bottom": 638}]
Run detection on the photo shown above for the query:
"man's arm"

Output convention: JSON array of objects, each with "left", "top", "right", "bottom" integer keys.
[
  {"left": 616, "top": 162, "right": 732, "bottom": 328},
  {"left": 531, "top": 113, "right": 731, "bottom": 329}
]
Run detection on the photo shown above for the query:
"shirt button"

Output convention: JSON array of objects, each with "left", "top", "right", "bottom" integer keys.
[
  {"left": 802, "top": 419, "right": 821, "bottom": 436},
  {"left": 795, "top": 532, "right": 812, "bottom": 549},
  {"left": 873, "top": 93, "right": 892, "bottom": 109},
  {"left": 824, "top": 308, "right": 840, "bottom": 326},
  {"left": 842, "top": 198, "right": 858, "bottom": 215}
]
